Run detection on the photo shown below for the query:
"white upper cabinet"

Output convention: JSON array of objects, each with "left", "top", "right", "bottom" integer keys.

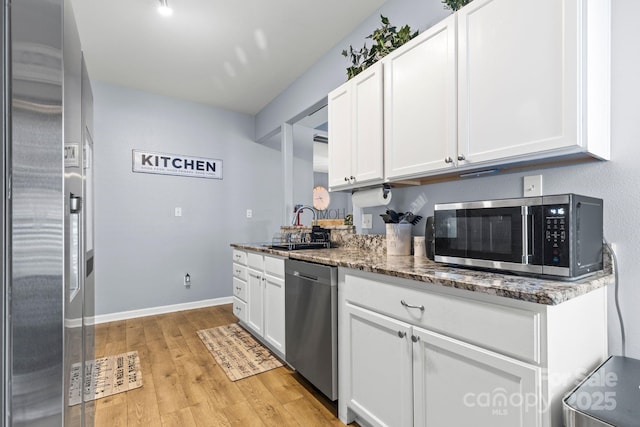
[
  {"left": 328, "top": 0, "right": 610, "bottom": 184},
  {"left": 328, "top": 62, "right": 384, "bottom": 190},
  {"left": 456, "top": 0, "right": 610, "bottom": 166},
  {"left": 385, "top": 15, "right": 457, "bottom": 180},
  {"left": 328, "top": 84, "right": 353, "bottom": 189}
]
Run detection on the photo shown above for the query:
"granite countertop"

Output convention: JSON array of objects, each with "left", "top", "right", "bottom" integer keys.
[{"left": 231, "top": 243, "right": 614, "bottom": 306}]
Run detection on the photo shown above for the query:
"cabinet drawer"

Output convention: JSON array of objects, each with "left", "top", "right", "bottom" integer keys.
[
  {"left": 232, "top": 249, "right": 247, "bottom": 265},
  {"left": 264, "top": 255, "right": 284, "bottom": 279},
  {"left": 344, "top": 273, "right": 541, "bottom": 364},
  {"left": 232, "top": 263, "right": 247, "bottom": 281},
  {"left": 233, "top": 277, "right": 247, "bottom": 301},
  {"left": 247, "top": 252, "right": 264, "bottom": 270},
  {"left": 233, "top": 297, "right": 247, "bottom": 322}
]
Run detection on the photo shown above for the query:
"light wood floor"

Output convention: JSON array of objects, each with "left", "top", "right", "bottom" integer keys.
[{"left": 94, "top": 304, "right": 346, "bottom": 426}]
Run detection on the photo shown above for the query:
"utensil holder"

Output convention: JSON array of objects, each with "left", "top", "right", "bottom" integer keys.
[{"left": 386, "top": 223, "right": 412, "bottom": 256}]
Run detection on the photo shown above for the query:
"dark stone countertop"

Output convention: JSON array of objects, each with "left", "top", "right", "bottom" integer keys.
[{"left": 231, "top": 243, "right": 613, "bottom": 306}]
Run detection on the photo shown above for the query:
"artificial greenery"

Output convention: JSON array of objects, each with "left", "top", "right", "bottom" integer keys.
[
  {"left": 442, "top": 0, "right": 473, "bottom": 11},
  {"left": 341, "top": 15, "right": 418, "bottom": 80}
]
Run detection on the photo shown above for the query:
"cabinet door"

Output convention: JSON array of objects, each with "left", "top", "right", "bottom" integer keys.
[
  {"left": 457, "top": 0, "right": 579, "bottom": 165},
  {"left": 413, "top": 326, "right": 541, "bottom": 427},
  {"left": 263, "top": 274, "right": 285, "bottom": 355},
  {"left": 328, "top": 82, "right": 353, "bottom": 189},
  {"left": 352, "top": 62, "right": 384, "bottom": 185},
  {"left": 246, "top": 268, "right": 263, "bottom": 336},
  {"left": 385, "top": 15, "right": 457, "bottom": 180},
  {"left": 344, "top": 303, "right": 413, "bottom": 427}
]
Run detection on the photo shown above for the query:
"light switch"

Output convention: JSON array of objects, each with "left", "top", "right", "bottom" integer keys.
[
  {"left": 246, "top": 209, "right": 253, "bottom": 218},
  {"left": 362, "top": 214, "right": 373, "bottom": 229},
  {"left": 175, "top": 207, "right": 182, "bottom": 217}
]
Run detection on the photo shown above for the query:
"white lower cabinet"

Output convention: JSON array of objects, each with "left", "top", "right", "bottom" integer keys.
[
  {"left": 344, "top": 302, "right": 539, "bottom": 427},
  {"left": 413, "top": 327, "right": 540, "bottom": 427},
  {"left": 344, "top": 303, "right": 413, "bottom": 427},
  {"left": 232, "top": 250, "right": 248, "bottom": 322},
  {"left": 339, "top": 269, "right": 607, "bottom": 427},
  {"left": 263, "top": 273, "right": 286, "bottom": 354},
  {"left": 231, "top": 249, "right": 286, "bottom": 358},
  {"left": 246, "top": 266, "right": 264, "bottom": 335},
  {"left": 232, "top": 297, "right": 246, "bottom": 322}
]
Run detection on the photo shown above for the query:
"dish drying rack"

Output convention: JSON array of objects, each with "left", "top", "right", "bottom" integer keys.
[{"left": 271, "top": 226, "right": 332, "bottom": 250}]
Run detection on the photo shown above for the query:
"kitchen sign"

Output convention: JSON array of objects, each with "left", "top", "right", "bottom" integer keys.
[{"left": 132, "top": 150, "right": 223, "bottom": 180}]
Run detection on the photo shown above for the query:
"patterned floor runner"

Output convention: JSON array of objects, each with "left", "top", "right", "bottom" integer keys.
[
  {"left": 68, "top": 350, "right": 143, "bottom": 405},
  {"left": 197, "top": 323, "right": 283, "bottom": 381}
]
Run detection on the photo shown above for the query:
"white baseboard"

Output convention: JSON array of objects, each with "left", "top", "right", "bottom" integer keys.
[{"left": 92, "top": 297, "right": 233, "bottom": 324}]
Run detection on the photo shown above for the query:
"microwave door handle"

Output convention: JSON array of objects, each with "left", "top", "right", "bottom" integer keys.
[{"left": 521, "top": 206, "right": 531, "bottom": 264}]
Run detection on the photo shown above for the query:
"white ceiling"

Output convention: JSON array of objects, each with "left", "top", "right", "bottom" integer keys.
[{"left": 70, "top": 0, "right": 387, "bottom": 115}]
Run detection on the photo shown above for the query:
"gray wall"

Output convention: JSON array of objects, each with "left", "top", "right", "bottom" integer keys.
[
  {"left": 255, "top": 0, "right": 640, "bottom": 359},
  {"left": 255, "top": 0, "right": 449, "bottom": 140},
  {"left": 93, "top": 81, "right": 284, "bottom": 315},
  {"left": 292, "top": 124, "right": 314, "bottom": 216}
]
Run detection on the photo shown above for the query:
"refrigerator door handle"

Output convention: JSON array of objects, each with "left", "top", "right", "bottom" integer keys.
[
  {"left": 70, "top": 193, "right": 81, "bottom": 213},
  {"left": 69, "top": 194, "right": 82, "bottom": 301}
]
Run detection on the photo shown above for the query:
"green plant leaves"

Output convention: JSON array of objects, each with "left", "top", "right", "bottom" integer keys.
[
  {"left": 341, "top": 15, "right": 419, "bottom": 80},
  {"left": 442, "top": 0, "right": 473, "bottom": 11}
]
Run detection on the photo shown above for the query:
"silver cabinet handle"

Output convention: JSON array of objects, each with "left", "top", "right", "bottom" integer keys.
[
  {"left": 444, "top": 157, "right": 453, "bottom": 164},
  {"left": 397, "top": 331, "right": 406, "bottom": 338},
  {"left": 411, "top": 335, "right": 420, "bottom": 343},
  {"left": 235, "top": 286, "right": 242, "bottom": 292},
  {"left": 401, "top": 300, "right": 425, "bottom": 312},
  {"left": 344, "top": 176, "right": 349, "bottom": 181},
  {"left": 350, "top": 175, "right": 355, "bottom": 181},
  {"left": 457, "top": 154, "right": 466, "bottom": 161}
]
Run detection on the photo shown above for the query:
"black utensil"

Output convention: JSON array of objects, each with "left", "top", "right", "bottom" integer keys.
[
  {"left": 380, "top": 213, "right": 392, "bottom": 223},
  {"left": 386, "top": 209, "right": 401, "bottom": 223}
]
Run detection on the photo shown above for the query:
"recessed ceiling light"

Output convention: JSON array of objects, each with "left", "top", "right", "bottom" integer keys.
[{"left": 158, "top": 0, "right": 173, "bottom": 16}]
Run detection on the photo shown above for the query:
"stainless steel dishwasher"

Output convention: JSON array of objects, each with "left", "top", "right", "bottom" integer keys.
[{"left": 285, "top": 259, "right": 338, "bottom": 401}]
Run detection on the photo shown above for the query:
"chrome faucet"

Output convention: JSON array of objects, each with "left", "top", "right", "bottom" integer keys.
[{"left": 292, "top": 205, "right": 317, "bottom": 226}]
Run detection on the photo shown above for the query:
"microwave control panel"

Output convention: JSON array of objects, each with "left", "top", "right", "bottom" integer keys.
[{"left": 543, "top": 204, "right": 569, "bottom": 267}]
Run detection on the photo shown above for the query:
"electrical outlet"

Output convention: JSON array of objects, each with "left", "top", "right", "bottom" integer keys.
[
  {"left": 184, "top": 273, "right": 191, "bottom": 288},
  {"left": 362, "top": 214, "right": 373, "bottom": 229},
  {"left": 246, "top": 209, "right": 253, "bottom": 218},
  {"left": 174, "top": 207, "right": 182, "bottom": 217},
  {"left": 523, "top": 175, "right": 543, "bottom": 197}
]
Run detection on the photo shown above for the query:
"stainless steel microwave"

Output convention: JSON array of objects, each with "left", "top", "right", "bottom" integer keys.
[{"left": 434, "top": 194, "right": 603, "bottom": 279}]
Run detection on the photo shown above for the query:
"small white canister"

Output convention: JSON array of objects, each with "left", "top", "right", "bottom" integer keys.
[
  {"left": 413, "top": 236, "right": 426, "bottom": 257},
  {"left": 386, "top": 223, "right": 412, "bottom": 256}
]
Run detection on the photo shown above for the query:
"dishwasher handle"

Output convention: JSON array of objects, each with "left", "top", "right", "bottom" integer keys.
[{"left": 292, "top": 270, "right": 319, "bottom": 282}]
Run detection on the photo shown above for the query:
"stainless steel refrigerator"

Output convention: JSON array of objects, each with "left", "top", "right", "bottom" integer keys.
[{"left": 1, "top": 0, "right": 95, "bottom": 425}]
